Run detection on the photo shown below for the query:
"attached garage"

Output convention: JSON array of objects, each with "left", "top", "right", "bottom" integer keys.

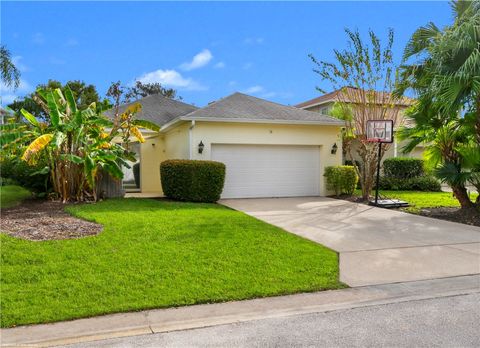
[{"left": 211, "top": 144, "right": 320, "bottom": 198}]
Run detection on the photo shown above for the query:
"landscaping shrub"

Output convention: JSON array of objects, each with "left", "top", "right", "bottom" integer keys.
[
  {"left": 383, "top": 157, "right": 424, "bottom": 179},
  {"left": 379, "top": 176, "right": 441, "bottom": 192},
  {"left": 324, "top": 165, "right": 358, "bottom": 197},
  {"left": 160, "top": 160, "right": 226, "bottom": 202},
  {"left": 0, "top": 157, "right": 51, "bottom": 194},
  {"left": 133, "top": 162, "right": 140, "bottom": 188}
]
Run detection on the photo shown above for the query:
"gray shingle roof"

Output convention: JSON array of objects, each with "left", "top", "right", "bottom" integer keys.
[
  {"left": 182, "top": 92, "right": 344, "bottom": 125},
  {"left": 104, "top": 94, "right": 198, "bottom": 126}
]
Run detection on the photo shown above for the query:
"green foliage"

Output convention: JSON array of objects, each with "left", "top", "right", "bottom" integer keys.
[
  {"left": 8, "top": 79, "right": 111, "bottom": 121},
  {"left": 383, "top": 157, "right": 424, "bottom": 179},
  {"left": 0, "top": 185, "right": 31, "bottom": 209},
  {"left": 1, "top": 198, "right": 342, "bottom": 327},
  {"left": 324, "top": 165, "right": 358, "bottom": 197},
  {"left": 379, "top": 176, "right": 441, "bottom": 192},
  {"left": 160, "top": 160, "right": 226, "bottom": 202},
  {"left": 0, "top": 157, "right": 51, "bottom": 193},
  {"left": 0, "top": 45, "right": 20, "bottom": 90},
  {"left": 1, "top": 87, "right": 159, "bottom": 202},
  {"left": 309, "top": 28, "right": 403, "bottom": 200},
  {"left": 396, "top": 0, "right": 480, "bottom": 209},
  {"left": 133, "top": 162, "right": 140, "bottom": 188}
]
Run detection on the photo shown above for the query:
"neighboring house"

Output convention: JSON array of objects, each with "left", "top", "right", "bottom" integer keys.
[
  {"left": 107, "top": 92, "right": 343, "bottom": 198},
  {"left": 295, "top": 87, "right": 425, "bottom": 161}
]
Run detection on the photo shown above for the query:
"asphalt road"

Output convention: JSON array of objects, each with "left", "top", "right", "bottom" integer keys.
[{"left": 65, "top": 293, "right": 480, "bottom": 348}]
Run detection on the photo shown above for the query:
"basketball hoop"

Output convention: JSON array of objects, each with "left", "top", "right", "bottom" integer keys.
[
  {"left": 365, "top": 120, "right": 399, "bottom": 207},
  {"left": 366, "top": 120, "right": 393, "bottom": 143}
]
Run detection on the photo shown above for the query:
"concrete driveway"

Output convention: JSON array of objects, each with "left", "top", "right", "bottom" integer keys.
[{"left": 221, "top": 197, "right": 480, "bottom": 286}]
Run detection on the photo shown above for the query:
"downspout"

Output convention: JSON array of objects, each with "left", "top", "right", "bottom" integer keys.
[{"left": 189, "top": 120, "right": 196, "bottom": 159}]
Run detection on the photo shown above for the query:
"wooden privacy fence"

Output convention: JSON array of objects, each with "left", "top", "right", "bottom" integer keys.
[{"left": 96, "top": 170, "right": 125, "bottom": 199}]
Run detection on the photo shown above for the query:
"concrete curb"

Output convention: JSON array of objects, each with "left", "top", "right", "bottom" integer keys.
[{"left": 2, "top": 275, "right": 479, "bottom": 347}]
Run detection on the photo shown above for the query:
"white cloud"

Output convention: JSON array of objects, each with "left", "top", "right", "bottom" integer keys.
[
  {"left": 32, "top": 32, "right": 45, "bottom": 44},
  {"left": 136, "top": 69, "right": 207, "bottom": 91},
  {"left": 242, "top": 85, "right": 264, "bottom": 94},
  {"left": 65, "top": 38, "right": 79, "bottom": 47},
  {"left": 228, "top": 80, "right": 237, "bottom": 87},
  {"left": 214, "top": 61, "right": 225, "bottom": 69},
  {"left": 244, "top": 37, "right": 264, "bottom": 45},
  {"left": 242, "top": 62, "right": 253, "bottom": 70},
  {"left": 180, "top": 49, "right": 213, "bottom": 71}
]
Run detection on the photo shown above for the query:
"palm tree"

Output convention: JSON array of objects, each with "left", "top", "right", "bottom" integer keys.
[
  {"left": 0, "top": 45, "right": 20, "bottom": 90},
  {"left": 397, "top": 0, "right": 480, "bottom": 210}
]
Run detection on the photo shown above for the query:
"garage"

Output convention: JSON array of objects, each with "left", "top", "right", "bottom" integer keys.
[{"left": 211, "top": 144, "right": 320, "bottom": 198}]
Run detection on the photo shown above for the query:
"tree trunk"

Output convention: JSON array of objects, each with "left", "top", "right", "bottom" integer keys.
[{"left": 451, "top": 185, "right": 475, "bottom": 210}]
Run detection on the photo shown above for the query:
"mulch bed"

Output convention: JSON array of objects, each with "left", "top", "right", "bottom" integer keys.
[
  {"left": 1, "top": 199, "right": 103, "bottom": 241},
  {"left": 418, "top": 207, "right": 480, "bottom": 227}
]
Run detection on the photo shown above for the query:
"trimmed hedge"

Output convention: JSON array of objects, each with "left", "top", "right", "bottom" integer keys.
[
  {"left": 324, "top": 165, "right": 358, "bottom": 197},
  {"left": 383, "top": 157, "right": 424, "bottom": 179},
  {"left": 379, "top": 176, "right": 441, "bottom": 192},
  {"left": 160, "top": 160, "right": 226, "bottom": 202},
  {"left": 133, "top": 162, "right": 140, "bottom": 188}
]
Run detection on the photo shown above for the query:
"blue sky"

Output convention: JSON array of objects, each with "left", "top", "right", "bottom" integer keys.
[{"left": 1, "top": 1, "right": 452, "bottom": 107}]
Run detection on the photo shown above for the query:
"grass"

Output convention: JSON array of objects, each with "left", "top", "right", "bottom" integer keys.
[
  {"left": 0, "top": 198, "right": 343, "bottom": 328},
  {"left": 0, "top": 185, "right": 31, "bottom": 209},
  {"left": 361, "top": 190, "right": 478, "bottom": 213}
]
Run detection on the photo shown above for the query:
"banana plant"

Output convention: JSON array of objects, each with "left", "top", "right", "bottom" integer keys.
[{"left": 7, "top": 86, "right": 159, "bottom": 202}]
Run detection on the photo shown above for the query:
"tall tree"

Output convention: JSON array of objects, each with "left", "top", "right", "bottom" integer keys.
[
  {"left": 125, "top": 81, "right": 180, "bottom": 102},
  {"left": 309, "top": 28, "right": 403, "bottom": 200},
  {"left": 396, "top": 0, "right": 480, "bottom": 210},
  {"left": 0, "top": 45, "right": 20, "bottom": 90},
  {"left": 107, "top": 80, "right": 180, "bottom": 105},
  {"left": 8, "top": 80, "right": 110, "bottom": 120}
]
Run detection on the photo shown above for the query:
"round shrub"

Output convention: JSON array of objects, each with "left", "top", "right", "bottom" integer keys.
[
  {"left": 324, "top": 165, "right": 358, "bottom": 197},
  {"left": 383, "top": 157, "right": 424, "bottom": 179},
  {"left": 160, "top": 160, "right": 226, "bottom": 202},
  {"left": 133, "top": 162, "right": 140, "bottom": 188}
]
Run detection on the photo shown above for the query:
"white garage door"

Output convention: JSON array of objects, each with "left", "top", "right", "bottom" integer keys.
[{"left": 211, "top": 144, "right": 320, "bottom": 198}]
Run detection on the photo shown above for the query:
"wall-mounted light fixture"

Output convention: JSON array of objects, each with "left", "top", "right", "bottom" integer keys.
[
  {"left": 198, "top": 141, "right": 205, "bottom": 154},
  {"left": 331, "top": 143, "right": 338, "bottom": 155}
]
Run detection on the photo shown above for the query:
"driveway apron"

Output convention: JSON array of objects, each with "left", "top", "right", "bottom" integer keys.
[{"left": 221, "top": 197, "right": 480, "bottom": 286}]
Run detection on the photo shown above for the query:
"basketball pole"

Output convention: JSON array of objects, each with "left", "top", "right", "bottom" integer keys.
[{"left": 374, "top": 141, "right": 382, "bottom": 205}]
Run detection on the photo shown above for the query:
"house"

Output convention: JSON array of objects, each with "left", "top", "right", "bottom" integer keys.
[
  {"left": 295, "top": 87, "right": 425, "bottom": 161},
  {"left": 108, "top": 92, "right": 344, "bottom": 198}
]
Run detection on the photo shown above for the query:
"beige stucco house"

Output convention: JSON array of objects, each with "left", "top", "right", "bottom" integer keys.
[
  {"left": 111, "top": 93, "right": 344, "bottom": 198},
  {"left": 295, "top": 88, "right": 425, "bottom": 161}
]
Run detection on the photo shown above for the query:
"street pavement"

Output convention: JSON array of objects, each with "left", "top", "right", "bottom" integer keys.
[{"left": 64, "top": 292, "right": 480, "bottom": 348}]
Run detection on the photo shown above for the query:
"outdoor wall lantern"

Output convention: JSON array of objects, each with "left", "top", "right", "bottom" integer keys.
[
  {"left": 331, "top": 143, "right": 338, "bottom": 155},
  {"left": 198, "top": 141, "right": 205, "bottom": 154}
]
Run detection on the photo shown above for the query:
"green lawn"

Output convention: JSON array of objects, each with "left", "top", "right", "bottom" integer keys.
[
  {"left": 0, "top": 185, "right": 31, "bottom": 209},
  {"left": 0, "top": 198, "right": 343, "bottom": 327},
  {"left": 366, "top": 190, "right": 479, "bottom": 213}
]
